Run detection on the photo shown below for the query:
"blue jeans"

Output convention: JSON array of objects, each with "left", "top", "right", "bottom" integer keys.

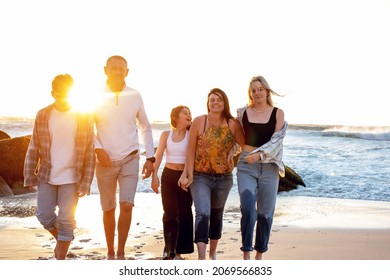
[
  {"left": 190, "top": 171, "right": 233, "bottom": 244},
  {"left": 36, "top": 181, "right": 79, "bottom": 241},
  {"left": 237, "top": 151, "right": 279, "bottom": 253}
]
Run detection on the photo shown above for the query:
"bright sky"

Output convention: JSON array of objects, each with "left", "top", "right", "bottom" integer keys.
[{"left": 1, "top": 0, "right": 389, "bottom": 126}]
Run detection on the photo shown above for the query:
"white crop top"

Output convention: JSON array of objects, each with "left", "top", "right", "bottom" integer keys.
[{"left": 165, "top": 130, "right": 188, "bottom": 164}]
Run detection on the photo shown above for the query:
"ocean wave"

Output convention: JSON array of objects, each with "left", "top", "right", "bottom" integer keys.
[
  {"left": 286, "top": 124, "right": 390, "bottom": 141},
  {"left": 321, "top": 128, "right": 390, "bottom": 141}
]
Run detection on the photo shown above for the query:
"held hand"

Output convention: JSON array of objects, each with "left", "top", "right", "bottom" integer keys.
[
  {"left": 244, "top": 152, "right": 261, "bottom": 164},
  {"left": 178, "top": 176, "right": 192, "bottom": 192},
  {"left": 227, "top": 146, "right": 235, "bottom": 163},
  {"left": 95, "top": 149, "right": 113, "bottom": 167},
  {"left": 142, "top": 160, "right": 153, "bottom": 179},
  {"left": 28, "top": 186, "right": 37, "bottom": 192}
]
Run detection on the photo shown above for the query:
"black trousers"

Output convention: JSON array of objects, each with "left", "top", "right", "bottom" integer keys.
[{"left": 161, "top": 167, "right": 194, "bottom": 255}]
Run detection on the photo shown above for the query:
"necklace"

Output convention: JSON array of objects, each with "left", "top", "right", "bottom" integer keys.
[
  {"left": 252, "top": 105, "right": 269, "bottom": 113},
  {"left": 207, "top": 115, "right": 222, "bottom": 127}
]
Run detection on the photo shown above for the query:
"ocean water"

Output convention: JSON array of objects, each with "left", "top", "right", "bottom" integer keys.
[{"left": 1, "top": 117, "right": 390, "bottom": 202}]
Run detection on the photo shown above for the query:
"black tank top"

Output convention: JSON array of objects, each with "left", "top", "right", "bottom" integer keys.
[{"left": 243, "top": 107, "right": 277, "bottom": 147}]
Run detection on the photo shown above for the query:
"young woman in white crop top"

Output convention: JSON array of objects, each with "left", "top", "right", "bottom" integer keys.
[{"left": 151, "top": 105, "right": 194, "bottom": 260}]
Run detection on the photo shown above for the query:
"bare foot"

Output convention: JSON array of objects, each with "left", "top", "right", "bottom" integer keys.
[
  {"left": 243, "top": 251, "right": 250, "bottom": 260},
  {"left": 116, "top": 254, "right": 125, "bottom": 260},
  {"left": 255, "top": 252, "right": 263, "bottom": 260},
  {"left": 107, "top": 254, "right": 116, "bottom": 260},
  {"left": 174, "top": 254, "right": 185, "bottom": 260}
]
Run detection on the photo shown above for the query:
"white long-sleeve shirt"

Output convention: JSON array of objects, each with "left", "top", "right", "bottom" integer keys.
[{"left": 94, "top": 85, "right": 154, "bottom": 161}]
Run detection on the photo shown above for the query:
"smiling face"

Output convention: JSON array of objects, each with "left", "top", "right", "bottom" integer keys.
[
  {"left": 178, "top": 107, "right": 192, "bottom": 127},
  {"left": 249, "top": 80, "right": 269, "bottom": 105},
  {"left": 170, "top": 106, "right": 192, "bottom": 129},
  {"left": 207, "top": 93, "right": 225, "bottom": 113},
  {"left": 104, "top": 56, "right": 129, "bottom": 92}
]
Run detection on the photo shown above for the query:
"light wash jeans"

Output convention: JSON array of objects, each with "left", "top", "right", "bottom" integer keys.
[
  {"left": 36, "top": 181, "right": 79, "bottom": 241},
  {"left": 190, "top": 171, "right": 233, "bottom": 244},
  {"left": 237, "top": 151, "right": 279, "bottom": 253}
]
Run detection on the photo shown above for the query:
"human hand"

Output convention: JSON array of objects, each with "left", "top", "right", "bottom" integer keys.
[
  {"left": 142, "top": 160, "right": 153, "bottom": 179},
  {"left": 28, "top": 186, "right": 37, "bottom": 192},
  {"left": 95, "top": 148, "right": 113, "bottom": 167},
  {"left": 151, "top": 175, "right": 160, "bottom": 194},
  {"left": 178, "top": 176, "right": 192, "bottom": 192},
  {"left": 244, "top": 152, "right": 261, "bottom": 164},
  {"left": 227, "top": 147, "right": 235, "bottom": 163},
  {"left": 78, "top": 191, "right": 86, "bottom": 198}
]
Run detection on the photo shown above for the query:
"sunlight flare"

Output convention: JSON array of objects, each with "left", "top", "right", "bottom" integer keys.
[{"left": 67, "top": 83, "right": 102, "bottom": 113}]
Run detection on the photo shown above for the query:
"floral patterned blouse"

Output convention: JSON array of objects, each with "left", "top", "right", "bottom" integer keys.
[{"left": 194, "top": 125, "right": 235, "bottom": 174}]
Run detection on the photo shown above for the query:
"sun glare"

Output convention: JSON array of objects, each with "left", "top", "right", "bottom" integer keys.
[{"left": 67, "top": 83, "right": 102, "bottom": 113}]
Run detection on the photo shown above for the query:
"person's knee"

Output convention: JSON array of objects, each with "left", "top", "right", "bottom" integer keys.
[
  {"left": 103, "top": 207, "right": 116, "bottom": 217},
  {"left": 239, "top": 189, "right": 256, "bottom": 209},
  {"left": 120, "top": 201, "right": 134, "bottom": 213}
]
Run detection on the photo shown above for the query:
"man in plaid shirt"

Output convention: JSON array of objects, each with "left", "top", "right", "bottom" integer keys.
[{"left": 24, "top": 74, "right": 95, "bottom": 260}]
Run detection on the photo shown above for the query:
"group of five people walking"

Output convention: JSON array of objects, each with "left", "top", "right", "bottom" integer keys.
[{"left": 23, "top": 55, "right": 287, "bottom": 260}]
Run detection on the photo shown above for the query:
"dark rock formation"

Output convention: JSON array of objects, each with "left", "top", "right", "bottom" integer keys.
[
  {"left": 279, "top": 165, "right": 306, "bottom": 193},
  {"left": 0, "top": 135, "right": 32, "bottom": 195},
  {"left": 0, "top": 176, "right": 14, "bottom": 197},
  {"left": 0, "top": 130, "right": 11, "bottom": 140}
]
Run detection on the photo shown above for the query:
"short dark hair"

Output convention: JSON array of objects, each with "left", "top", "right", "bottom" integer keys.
[
  {"left": 106, "top": 55, "right": 127, "bottom": 66},
  {"left": 51, "top": 74, "right": 73, "bottom": 93}
]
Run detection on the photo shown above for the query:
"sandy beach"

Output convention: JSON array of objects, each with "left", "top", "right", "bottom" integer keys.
[{"left": 1, "top": 193, "right": 390, "bottom": 261}]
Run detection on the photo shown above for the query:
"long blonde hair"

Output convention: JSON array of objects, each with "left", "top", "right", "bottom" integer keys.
[{"left": 248, "top": 76, "right": 281, "bottom": 106}]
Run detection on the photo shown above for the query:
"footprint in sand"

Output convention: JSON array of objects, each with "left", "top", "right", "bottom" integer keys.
[{"left": 79, "top": 238, "right": 92, "bottom": 243}]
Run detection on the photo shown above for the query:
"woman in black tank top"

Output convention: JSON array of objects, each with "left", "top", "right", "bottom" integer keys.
[{"left": 236, "top": 76, "right": 286, "bottom": 260}]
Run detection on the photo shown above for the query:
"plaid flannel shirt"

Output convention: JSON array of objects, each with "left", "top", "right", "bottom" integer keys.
[
  {"left": 23, "top": 104, "right": 96, "bottom": 194},
  {"left": 237, "top": 105, "right": 288, "bottom": 177}
]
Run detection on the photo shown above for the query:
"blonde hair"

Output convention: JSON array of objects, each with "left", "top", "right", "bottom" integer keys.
[{"left": 248, "top": 76, "right": 281, "bottom": 106}]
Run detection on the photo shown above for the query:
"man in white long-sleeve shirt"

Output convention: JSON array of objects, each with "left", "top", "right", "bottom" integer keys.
[{"left": 94, "top": 55, "right": 155, "bottom": 260}]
